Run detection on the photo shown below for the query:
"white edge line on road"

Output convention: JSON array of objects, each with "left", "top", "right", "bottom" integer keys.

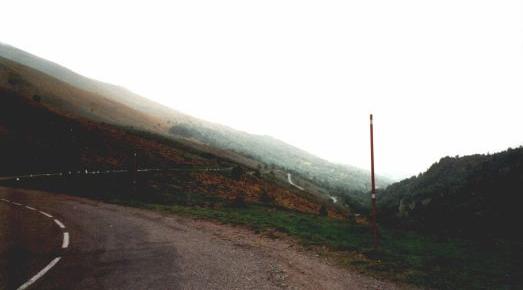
[
  {"left": 62, "top": 232, "right": 70, "bottom": 248},
  {"left": 39, "top": 211, "right": 53, "bottom": 218},
  {"left": 3, "top": 200, "right": 69, "bottom": 290},
  {"left": 17, "top": 257, "right": 62, "bottom": 290},
  {"left": 54, "top": 219, "right": 66, "bottom": 229}
]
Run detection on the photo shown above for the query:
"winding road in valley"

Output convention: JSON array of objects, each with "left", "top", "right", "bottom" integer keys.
[
  {"left": 286, "top": 173, "right": 338, "bottom": 204},
  {"left": 0, "top": 186, "right": 403, "bottom": 290},
  {"left": 286, "top": 173, "right": 304, "bottom": 191}
]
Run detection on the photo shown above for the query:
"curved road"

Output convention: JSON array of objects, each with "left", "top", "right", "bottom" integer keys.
[
  {"left": 0, "top": 195, "right": 68, "bottom": 290},
  {"left": 0, "top": 186, "right": 402, "bottom": 290},
  {"left": 286, "top": 173, "right": 338, "bottom": 203}
]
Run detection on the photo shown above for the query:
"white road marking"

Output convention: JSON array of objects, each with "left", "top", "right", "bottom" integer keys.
[
  {"left": 39, "top": 211, "right": 53, "bottom": 218},
  {"left": 3, "top": 199, "right": 69, "bottom": 290},
  {"left": 62, "top": 232, "right": 70, "bottom": 248},
  {"left": 54, "top": 219, "right": 66, "bottom": 229},
  {"left": 17, "top": 257, "right": 62, "bottom": 290}
]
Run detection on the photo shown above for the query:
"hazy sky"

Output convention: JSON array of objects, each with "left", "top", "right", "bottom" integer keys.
[{"left": 1, "top": 0, "right": 522, "bottom": 179}]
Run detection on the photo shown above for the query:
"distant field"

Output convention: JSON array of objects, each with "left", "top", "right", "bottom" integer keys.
[{"left": 2, "top": 174, "right": 521, "bottom": 290}]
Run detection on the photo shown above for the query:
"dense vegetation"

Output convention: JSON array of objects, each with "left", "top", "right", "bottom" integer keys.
[{"left": 378, "top": 147, "right": 523, "bottom": 241}]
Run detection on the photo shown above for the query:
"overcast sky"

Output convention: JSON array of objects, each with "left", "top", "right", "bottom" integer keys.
[{"left": 1, "top": 0, "right": 522, "bottom": 179}]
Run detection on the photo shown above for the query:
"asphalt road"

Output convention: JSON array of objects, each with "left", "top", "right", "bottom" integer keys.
[
  {"left": 0, "top": 193, "right": 62, "bottom": 290},
  {"left": 0, "top": 186, "right": 403, "bottom": 290},
  {"left": 0, "top": 186, "right": 184, "bottom": 290},
  {"left": 1, "top": 186, "right": 286, "bottom": 290}
]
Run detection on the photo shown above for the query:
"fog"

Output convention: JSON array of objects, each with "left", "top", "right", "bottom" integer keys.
[{"left": 1, "top": 0, "right": 522, "bottom": 178}]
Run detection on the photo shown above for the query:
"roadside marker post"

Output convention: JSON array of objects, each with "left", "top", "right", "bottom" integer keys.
[
  {"left": 370, "top": 114, "right": 379, "bottom": 249},
  {"left": 133, "top": 152, "right": 137, "bottom": 185},
  {"left": 131, "top": 152, "right": 138, "bottom": 195}
]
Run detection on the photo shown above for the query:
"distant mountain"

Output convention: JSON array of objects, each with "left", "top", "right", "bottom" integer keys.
[
  {"left": 378, "top": 147, "right": 523, "bottom": 241},
  {"left": 0, "top": 42, "right": 392, "bottom": 206}
]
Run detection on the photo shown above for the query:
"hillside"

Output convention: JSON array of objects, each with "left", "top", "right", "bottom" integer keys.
[
  {"left": 0, "top": 80, "right": 348, "bottom": 218},
  {"left": 378, "top": 147, "right": 523, "bottom": 240},
  {"left": 168, "top": 123, "right": 392, "bottom": 195},
  {"left": 0, "top": 42, "right": 392, "bottom": 205}
]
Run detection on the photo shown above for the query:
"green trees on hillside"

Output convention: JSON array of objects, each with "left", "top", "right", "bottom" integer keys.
[{"left": 378, "top": 146, "right": 523, "bottom": 241}]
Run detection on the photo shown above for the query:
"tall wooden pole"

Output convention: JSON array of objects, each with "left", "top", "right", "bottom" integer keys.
[{"left": 370, "top": 114, "right": 379, "bottom": 249}]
